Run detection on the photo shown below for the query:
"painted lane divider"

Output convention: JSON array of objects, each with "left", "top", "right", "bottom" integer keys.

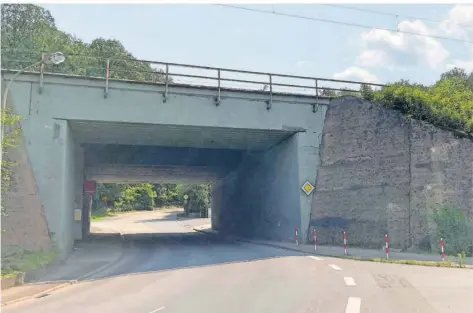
[
  {"left": 295, "top": 226, "right": 299, "bottom": 246},
  {"left": 329, "top": 264, "right": 342, "bottom": 271},
  {"left": 343, "top": 277, "right": 356, "bottom": 286},
  {"left": 345, "top": 297, "right": 361, "bottom": 313},
  {"left": 308, "top": 256, "right": 323, "bottom": 261}
]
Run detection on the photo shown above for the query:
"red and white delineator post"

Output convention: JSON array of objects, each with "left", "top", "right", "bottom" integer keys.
[
  {"left": 440, "top": 238, "right": 445, "bottom": 261},
  {"left": 295, "top": 226, "right": 299, "bottom": 246},
  {"left": 343, "top": 231, "right": 347, "bottom": 255},
  {"left": 385, "top": 234, "right": 389, "bottom": 260},
  {"left": 312, "top": 229, "right": 317, "bottom": 251}
]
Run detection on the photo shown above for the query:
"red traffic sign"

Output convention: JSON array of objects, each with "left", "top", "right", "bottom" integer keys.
[{"left": 84, "top": 180, "right": 96, "bottom": 195}]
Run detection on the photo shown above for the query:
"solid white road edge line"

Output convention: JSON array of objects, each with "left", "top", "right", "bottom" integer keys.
[
  {"left": 308, "top": 256, "right": 323, "bottom": 261},
  {"left": 149, "top": 306, "right": 166, "bottom": 313},
  {"left": 344, "top": 277, "right": 356, "bottom": 286},
  {"left": 345, "top": 297, "right": 362, "bottom": 313},
  {"left": 329, "top": 264, "right": 342, "bottom": 271}
]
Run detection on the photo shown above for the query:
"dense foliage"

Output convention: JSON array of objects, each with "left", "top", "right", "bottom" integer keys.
[
  {"left": 94, "top": 183, "right": 211, "bottom": 215},
  {"left": 361, "top": 68, "right": 473, "bottom": 136},
  {"left": 1, "top": 4, "right": 166, "bottom": 81}
]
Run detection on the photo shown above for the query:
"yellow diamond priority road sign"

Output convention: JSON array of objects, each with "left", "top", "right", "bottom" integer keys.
[{"left": 301, "top": 181, "right": 315, "bottom": 196}]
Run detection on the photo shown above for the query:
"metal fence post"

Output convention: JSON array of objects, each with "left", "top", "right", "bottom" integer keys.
[
  {"left": 104, "top": 59, "right": 110, "bottom": 99},
  {"left": 39, "top": 53, "right": 45, "bottom": 94},
  {"left": 266, "top": 74, "right": 272, "bottom": 110},
  {"left": 313, "top": 79, "right": 319, "bottom": 113},
  {"left": 215, "top": 69, "right": 221, "bottom": 106},
  {"left": 163, "top": 64, "right": 169, "bottom": 102}
]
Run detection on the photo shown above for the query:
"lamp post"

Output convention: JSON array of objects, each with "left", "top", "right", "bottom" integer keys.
[{"left": 0, "top": 51, "right": 65, "bottom": 193}]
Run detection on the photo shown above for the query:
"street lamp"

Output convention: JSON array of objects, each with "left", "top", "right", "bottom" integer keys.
[
  {"left": 0, "top": 52, "right": 66, "bottom": 196},
  {"left": 2, "top": 52, "right": 65, "bottom": 118},
  {"left": 1, "top": 52, "right": 65, "bottom": 142}
]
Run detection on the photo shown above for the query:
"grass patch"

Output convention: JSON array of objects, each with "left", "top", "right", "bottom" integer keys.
[
  {"left": 369, "top": 257, "right": 462, "bottom": 268},
  {"left": 91, "top": 208, "right": 116, "bottom": 221},
  {"left": 1, "top": 249, "right": 58, "bottom": 277}
]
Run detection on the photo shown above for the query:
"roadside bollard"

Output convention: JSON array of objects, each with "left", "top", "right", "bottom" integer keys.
[
  {"left": 440, "top": 238, "right": 445, "bottom": 261},
  {"left": 385, "top": 234, "right": 389, "bottom": 260},
  {"left": 295, "top": 226, "right": 299, "bottom": 246},
  {"left": 312, "top": 229, "right": 317, "bottom": 251},
  {"left": 343, "top": 231, "right": 347, "bottom": 255}
]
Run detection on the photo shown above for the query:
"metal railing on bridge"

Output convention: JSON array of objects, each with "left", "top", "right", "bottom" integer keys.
[{"left": 1, "top": 48, "right": 384, "bottom": 110}]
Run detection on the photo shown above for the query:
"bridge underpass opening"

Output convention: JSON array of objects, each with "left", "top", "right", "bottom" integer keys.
[{"left": 73, "top": 120, "right": 304, "bottom": 242}]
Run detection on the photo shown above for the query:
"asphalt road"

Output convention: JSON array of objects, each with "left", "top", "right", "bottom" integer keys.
[{"left": 4, "top": 210, "right": 473, "bottom": 313}]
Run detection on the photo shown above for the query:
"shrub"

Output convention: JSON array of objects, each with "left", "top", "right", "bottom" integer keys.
[
  {"left": 361, "top": 68, "right": 473, "bottom": 136},
  {"left": 430, "top": 206, "right": 472, "bottom": 256},
  {"left": 182, "top": 184, "right": 211, "bottom": 215}
]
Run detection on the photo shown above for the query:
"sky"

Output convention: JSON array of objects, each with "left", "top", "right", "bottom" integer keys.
[{"left": 40, "top": 3, "right": 473, "bottom": 86}]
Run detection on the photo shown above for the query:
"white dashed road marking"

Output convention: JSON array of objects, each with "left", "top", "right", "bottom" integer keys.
[
  {"left": 149, "top": 306, "right": 166, "bottom": 313},
  {"left": 308, "top": 256, "right": 323, "bottom": 261},
  {"left": 328, "top": 264, "right": 342, "bottom": 271},
  {"left": 345, "top": 297, "right": 361, "bottom": 313},
  {"left": 344, "top": 277, "right": 356, "bottom": 286}
]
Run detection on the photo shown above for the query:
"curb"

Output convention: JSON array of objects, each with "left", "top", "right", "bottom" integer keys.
[
  {"left": 193, "top": 227, "right": 472, "bottom": 269},
  {"left": 1, "top": 233, "right": 127, "bottom": 307}
]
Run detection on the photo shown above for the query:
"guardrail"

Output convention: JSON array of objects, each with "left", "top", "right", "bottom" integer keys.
[{"left": 1, "top": 49, "right": 384, "bottom": 111}]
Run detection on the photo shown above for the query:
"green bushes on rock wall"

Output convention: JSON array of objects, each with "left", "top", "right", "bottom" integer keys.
[
  {"left": 430, "top": 207, "right": 472, "bottom": 256},
  {"left": 361, "top": 68, "right": 473, "bottom": 137}
]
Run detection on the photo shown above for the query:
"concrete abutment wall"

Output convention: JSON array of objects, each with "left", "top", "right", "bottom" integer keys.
[{"left": 212, "top": 134, "right": 302, "bottom": 241}]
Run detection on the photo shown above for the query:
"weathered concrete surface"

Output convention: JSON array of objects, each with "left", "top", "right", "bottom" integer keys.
[
  {"left": 311, "top": 97, "right": 473, "bottom": 250},
  {"left": 1, "top": 78, "right": 52, "bottom": 256},
  {"left": 3, "top": 71, "right": 328, "bottom": 254}
]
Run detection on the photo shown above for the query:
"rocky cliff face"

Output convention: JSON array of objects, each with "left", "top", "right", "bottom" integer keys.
[{"left": 311, "top": 97, "right": 473, "bottom": 250}]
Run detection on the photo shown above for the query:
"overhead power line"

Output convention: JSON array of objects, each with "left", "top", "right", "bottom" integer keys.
[
  {"left": 322, "top": 4, "right": 473, "bottom": 30},
  {"left": 215, "top": 4, "right": 473, "bottom": 44}
]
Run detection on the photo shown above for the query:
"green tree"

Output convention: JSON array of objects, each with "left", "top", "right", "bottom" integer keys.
[
  {"left": 319, "top": 88, "right": 337, "bottom": 97},
  {"left": 440, "top": 67, "right": 473, "bottom": 92},
  {"left": 182, "top": 184, "right": 211, "bottom": 216},
  {"left": 1, "top": 4, "right": 55, "bottom": 51},
  {"left": 155, "top": 183, "right": 182, "bottom": 207},
  {"left": 359, "top": 84, "right": 374, "bottom": 101},
  {"left": 1, "top": 4, "right": 167, "bottom": 82}
]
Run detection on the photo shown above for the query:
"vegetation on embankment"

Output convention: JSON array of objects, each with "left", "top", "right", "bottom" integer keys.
[
  {"left": 0, "top": 108, "right": 22, "bottom": 217},
  {"left": 362, "top": 69, "right": 473, "bottom": 137},
  {"left": 1, "top": 249, "right": 57, "bottom": 278},
  {"left": 322, "top": 70, "right": 473, "bottom": 138}
]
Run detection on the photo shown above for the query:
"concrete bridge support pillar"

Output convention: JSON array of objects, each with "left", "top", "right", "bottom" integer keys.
[
  {"left": 212, "top": 129, "right": 324, "bottom": 243},
  {"left": 21, "top": 117, "right": 83, "bottom": 255}
]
